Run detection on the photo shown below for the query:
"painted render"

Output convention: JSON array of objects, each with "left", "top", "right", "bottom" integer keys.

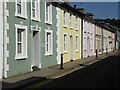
[
  {"left": 103, "top": 29, "right": 108, "bottom": 53},
  {"left": 57, "top": 5, "right": 81, "bottom": 64},
  {"left": 83, "top": 19, "right": 95, "bottom": 58},
  {"left": 0, "top": 1, "right": 118, "bottom": 79},
  {"left": 95, "top": 25, "right": 102, "bottom": 54},
  {"left": 6, "top": 1, "right": 57, "bottom": 78},
  {"left": 116, "top": 30, "right": 120, "bottom": 49}
]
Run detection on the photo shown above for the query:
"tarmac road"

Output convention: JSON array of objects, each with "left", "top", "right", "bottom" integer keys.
[{"left": 33, "top": 51, "right": 120, "bottom": 88}]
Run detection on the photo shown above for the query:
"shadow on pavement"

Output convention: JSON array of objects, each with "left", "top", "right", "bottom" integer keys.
[{"left": 2, "top": 76, "right": 47, "bottom": 90}]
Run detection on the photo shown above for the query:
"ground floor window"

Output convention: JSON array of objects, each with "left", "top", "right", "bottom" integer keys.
[
  {"left": 45, "top": 29, "right": 53, "bottom": 55},
  {"left": 63, "top": 33, "right": 67, "bottom": 52},
  {"left": 15, "top": 24, "right": 28, "bottom": 59}
]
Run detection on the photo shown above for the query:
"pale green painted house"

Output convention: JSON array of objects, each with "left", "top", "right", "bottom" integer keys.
[{"left": 2, "top": 0, "right": 58, "bottom": 78}]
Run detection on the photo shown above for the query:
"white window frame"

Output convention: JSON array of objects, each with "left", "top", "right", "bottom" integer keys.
[
  {"left": 75, "top": 16, "right": 79, "bottom": 30},
  {"left": 15, "top": 24, "right": 28, "bottom": 60},
  {"left": 15, "top": 0, "right": 27, "bottom": 19},
  {"left": 63, "top": 33, "right": 68, "bottom": 52},
  {"left": 45, "top": 2, "right": 52, "bottom": 24},
  {"left": 45, "top": 29, "right": 53, "bottom": 56},
  {"left": 31, "top": 0, "right": 40, "bottom": 21},
  {"left": 63, "top": 10, "right": 68, "bottom": 28},
  {"left": 69, "top": 13, "right": 73, "bottom": 29},
  {"left": 76, "top": 35, "right": 79, "bottom": 52}
]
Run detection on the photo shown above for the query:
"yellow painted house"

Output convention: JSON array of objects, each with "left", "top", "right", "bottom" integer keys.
[{"left": 56, "top": 3, "right": 82, "bottom": 64}]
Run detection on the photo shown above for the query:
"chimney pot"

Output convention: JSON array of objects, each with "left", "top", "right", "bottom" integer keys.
[{"left": 74, "top": 5, "right": 76, "bottom": 9}]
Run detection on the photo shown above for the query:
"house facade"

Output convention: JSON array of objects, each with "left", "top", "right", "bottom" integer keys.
[
  {"left": 3, "top": 1, "right": 57, "bottom": 78},
  {"left": 82, "top": 17, "right": 95, "bottom": 58},
  {"left": 107, "top": 31, "right": 113, "bottom": 52},
  {"left": 95, "top": 24, "right": 102, "bottom": 54},
  {"left": 111, "top": 32, "right": 115, "bottom": 51},
  {"left": 56, "top": 3, "right": 82, "bottom": 64},
  {"left": 103, "top": 28, "right": 109, "bottom": 53},
  {"left": 0, "top": 1, "right": 118, "bottom": 79},
  {"left": 116, "top": 30, "right": 120, "bottom": 49}
]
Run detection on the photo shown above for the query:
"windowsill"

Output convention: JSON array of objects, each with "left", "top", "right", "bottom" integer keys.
[
  {"left": 63, "top": 25, "right": 68, "bottom": 28},
  {"left": 76, "top": 50, "right": 79, "bottom": 53},
  {"left": 70, "top": 27, "right": 73, "bottom": 29},
  {"left": 15, "top": 13, "right": 27, "bottom": 19},
  {"left": 75, "top": 28, "right": 79, "bottom": 31},
  {"left": 45, "top": 21, "right": 52, "bottom": 25},
  {"left": 31, "top": 18, "right": 40, "bottom": 22},
  {"left": 45, "top": 53, "right": 53, "bottom": 56},
  {"left": 15, "top": 55, "right": 28, "bottom": 60},
  {"left": 64, "top": 51, "right": 67, "bottom": 54}
]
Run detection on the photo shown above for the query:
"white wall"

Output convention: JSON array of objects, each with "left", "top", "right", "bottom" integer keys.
[
  {"left": 83, "top": 20, "right": 94, "bottom": 58},
  {"left": 0, "top": 2, "right": 3, "bottom": 79}
]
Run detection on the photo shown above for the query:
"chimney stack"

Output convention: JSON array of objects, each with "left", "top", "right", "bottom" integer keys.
[
  {"left": 76, "top": 8, "right": 84, "bottom": 13},
  {"left": 74, "top": 5, "right": 76, "bottom": 9},
  {"left": 86, "top": 13, "right": 94, "bottom": 19}
]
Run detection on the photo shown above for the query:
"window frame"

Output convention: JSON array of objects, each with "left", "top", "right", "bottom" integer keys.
[
  {"left": 15, "top": 24, "right": 28, "bottom": 60},
  {"left": 63, "top": 10, "right": 68, "bottom": 28},
  {"left": 45, "top": 29, "right": 53, "bottom": 56},
  {"left": 69, "top": 13, "right": 73, "bottom": 29},
  {"left": 45, "top": 2, "right": 52, "bottom": 24},
  {"left": 31, "top": 0, "right": 40, "bottom": 21},
  {"left": 76, "top": 35, "right": 79, "bottom": 52},
  {"left": 63, "top": 33, "right": 68, "bottom": 52},
  {"left": 15, "top": 0, "right": 27, "bottom": 19},
  {"left": 75, "top": 16, "right": 79, "bottom": 30}
]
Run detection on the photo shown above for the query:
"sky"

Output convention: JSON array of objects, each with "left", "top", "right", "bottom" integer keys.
[{"left": 70, "top": 2, "right": 119, "bottom": 19}]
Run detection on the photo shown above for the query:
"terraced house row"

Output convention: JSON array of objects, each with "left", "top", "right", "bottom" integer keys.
[{"left": 0, "top": 0, "right": 120, "bottom": 79}]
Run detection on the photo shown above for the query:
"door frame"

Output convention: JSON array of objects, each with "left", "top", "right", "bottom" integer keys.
[
  {"left": 31, "top": 25, "right": 41, "bottom": 71},
  {"left": 87, "top": 36, "right": 90, "bottom": 57},
  {"left": 70, "top": 35, "right": 73, "bottom": 61},
  {"left": 32, "top": 31, "right": 41, "bottom": 69}
]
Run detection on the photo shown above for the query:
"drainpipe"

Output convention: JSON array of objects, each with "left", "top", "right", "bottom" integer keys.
[{"left": 2, "top": 0, "right": 5, "bottom": 79}]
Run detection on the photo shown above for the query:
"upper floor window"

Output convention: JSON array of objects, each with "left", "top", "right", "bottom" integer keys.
[
  {"left": 15, "top": 0, "right": 27, "bottom": 18},
  {"left": 45, "top": 2, "right": 52, "bottom": 24},
  {"left": 63, "top": 10, "right": 68, "bottom": 27},
  {"left": 70, "top": 13, "right": 73, "bottom": 28},
  {"left": 75, "top": 16, "right": 79, "bottom": 30},
  {"left": 31, "top": 0, "right": 40, "bottom": 21}
]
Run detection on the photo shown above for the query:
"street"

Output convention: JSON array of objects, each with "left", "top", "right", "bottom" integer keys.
[{"left": 27, "top": 52, "right": 120, "bottom": 88}]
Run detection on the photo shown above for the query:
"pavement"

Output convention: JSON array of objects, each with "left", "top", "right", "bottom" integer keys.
[{"left": 1, "top": 50, "right": 119, "bottom": 89}]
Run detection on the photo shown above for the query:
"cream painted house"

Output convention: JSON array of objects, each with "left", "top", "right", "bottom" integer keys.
[{"left": 56, "top": 3, "right": 82, "bottom": 64}]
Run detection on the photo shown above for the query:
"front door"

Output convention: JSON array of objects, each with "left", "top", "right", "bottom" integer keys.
[
  {"left": 87, "top": 37, "right": 90, "bottom": 57},
  {"left": 70, "top": 35, "right": 73, "bottom": 61},
  {"left": 33, "top": 31, "right": 40, "bottom": 69}
]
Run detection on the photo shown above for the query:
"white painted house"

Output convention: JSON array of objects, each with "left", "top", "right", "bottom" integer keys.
[
  {"left": 83, "top": 18, "right": 95, "bottom": 58},
  {"left": 103, "top": 29, "right": 108, "bottom": 53}
]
